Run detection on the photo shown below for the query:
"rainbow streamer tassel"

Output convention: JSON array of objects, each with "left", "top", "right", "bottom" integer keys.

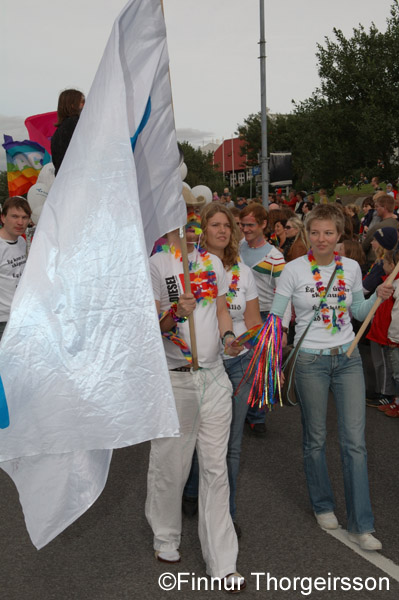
[{"left": 236, "top": 314, "right": 283, "bottom": 409}]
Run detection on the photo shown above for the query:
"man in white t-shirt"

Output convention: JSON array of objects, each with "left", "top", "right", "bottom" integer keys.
[
  {"left": 145, "top": 188, "right": 246, "bottom": 590},
  {"left": 0, "top": 197, "right": 31, "bottom": 339}
]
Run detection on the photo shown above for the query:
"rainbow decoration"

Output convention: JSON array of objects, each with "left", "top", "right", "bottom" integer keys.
[
  {"left": 159, "top": 307, "right": 192, "bottom": 363},
  {"left": 226, "top": 263, "right": 240, "bottom": 307},
  {"left": 232, "top": 324, "right": 263, "bottom": 349},
  {"left": 253, "top": 258, "right": 285, "bottom": 277},
  {"left": 2, "top": 135, "right": 45, "bottom": 196},
  {"left": 236, "top": 314, "right": 283, "bottom": 408},
  {"left": 308, "top": 250, "right": 346, "bottom": 334},
  {"left": 186, "top": 209, "right": 202, "bottom": 234}
]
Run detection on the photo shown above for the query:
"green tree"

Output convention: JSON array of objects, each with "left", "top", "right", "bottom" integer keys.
[
  {"left": 0, "top": 171, "right": 9, "bottom": 207},
  {"left": 237, "top": 1, "right": 399, "bottom": 189},
  {"left": 179, "top": 141, "right": 227, "bottom": 192}
]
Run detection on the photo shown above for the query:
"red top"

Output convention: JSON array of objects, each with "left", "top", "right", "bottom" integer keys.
[{"left": 367, "top": 273, "right": 399, "bottom": 346}]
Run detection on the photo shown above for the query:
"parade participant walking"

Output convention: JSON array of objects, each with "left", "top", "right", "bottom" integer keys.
[
  {"left": 183, "top": 202, "right": 262, "bottom": 534},
  {"left": 0, "top": 197, "right": 31, "bottom": 340},
  {"left": 270, "top": 204, "right": 392, "bottom": 550},
  {"left": 146, "top": 189, "right": 246, "bottom": 591}
]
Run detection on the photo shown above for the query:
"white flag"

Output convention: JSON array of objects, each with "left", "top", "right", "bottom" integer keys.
[{"left": 0, "top": 0, "right": 185, "bottom": 549}]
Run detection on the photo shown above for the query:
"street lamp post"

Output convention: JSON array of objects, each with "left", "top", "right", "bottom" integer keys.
[{"left": 259, "top": 0, "right": 269, "bottom": 207}]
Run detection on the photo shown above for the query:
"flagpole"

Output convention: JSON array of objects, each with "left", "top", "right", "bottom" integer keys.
[
  {"left": 346, "top": 260, "right": 399, "bottom": 357},
  {"left": 179, "top": 227, "right": 199, "bottom": 370},
  {"left": 161, "top": 0, "right": 199, "bottom": 370}
]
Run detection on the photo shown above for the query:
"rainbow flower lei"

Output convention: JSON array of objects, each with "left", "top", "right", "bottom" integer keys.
[
  {"left": 226, "top": 262, "right": 240, "bottom": 307},
  {"left": 308, "top": 249, "right": 347, "bottom": 334},
  {"left": 156, "top": 243, "right": 218, "bottom": 306}
]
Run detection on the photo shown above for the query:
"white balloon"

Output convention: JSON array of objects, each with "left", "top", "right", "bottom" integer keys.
[
  {"left": 179, "top": 162, "right": 188, "bottom": 180},
  {"left": 27, "top": 182, "right": 49, "bottom": 212},
  {"left": 191, "top": 185, "right": 212, "bottom": 204},
  {"left": 182, "top": 181, "right": 191, "bottom": 190},
  {"left": 37, "top": 162, "right": 55, "bottom": 188},
  {"left": 31, "top": 204, "right": 43, "bottom": 225}
]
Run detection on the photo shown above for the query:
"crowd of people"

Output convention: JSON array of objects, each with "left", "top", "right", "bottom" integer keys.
[{"left": 1, "top": 175, "right": 399, "bottom": 592}]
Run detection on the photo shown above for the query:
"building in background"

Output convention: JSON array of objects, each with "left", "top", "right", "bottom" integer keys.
[{"left": 213, "top": 138, "right": 250, "bottom": 188}]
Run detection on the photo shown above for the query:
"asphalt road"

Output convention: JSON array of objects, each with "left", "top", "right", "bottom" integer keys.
[{"left": 1, "top": 398, "right": 399, "bottom": 600}]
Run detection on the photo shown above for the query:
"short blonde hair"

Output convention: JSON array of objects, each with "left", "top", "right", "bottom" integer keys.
[{"left": 305, "top": 204, "right": 345, "bottom": 235}]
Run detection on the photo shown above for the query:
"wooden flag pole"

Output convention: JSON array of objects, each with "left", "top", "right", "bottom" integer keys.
[
  {"left": 179, "top": 226, "right": 199, "bottom": 370},
  {"left": 161, "top": 0, "right": 198, "bottom": 370},
  {"left": 346, "top": 260, "right": 399, "bottom": 357}
]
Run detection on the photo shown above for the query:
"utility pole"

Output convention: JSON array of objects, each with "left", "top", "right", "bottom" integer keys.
[{"left": 259, "top": 0, "right": 269, "bottom": 208}]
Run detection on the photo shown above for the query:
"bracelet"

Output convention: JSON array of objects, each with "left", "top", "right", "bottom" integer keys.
[
  {"left": 282, "top": 327, "right": 288, "bottom": 334},
  {"left": 222, "top": 330, "right": 236, "bottom": 345},
  {"left": 169, "top": 302, "right": 188, "bottom": 323}
]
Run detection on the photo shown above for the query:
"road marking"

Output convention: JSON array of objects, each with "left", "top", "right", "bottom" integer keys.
[{"left": 326, "top": 527, "right": 399, "bottom": 583}]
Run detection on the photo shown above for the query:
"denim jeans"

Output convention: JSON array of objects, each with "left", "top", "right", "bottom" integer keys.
[
  {"left": 184, "top": 351, "right": 255, "bottom": 520},
  {"left": 294, "top": 347, "right": 375, "bottom": 534}
]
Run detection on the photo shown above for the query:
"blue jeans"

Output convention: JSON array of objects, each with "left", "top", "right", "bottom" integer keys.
[
  {"left": 294, "top": 348, "right": 375, "bottom": 534},
  {"left": 184, "top": 351, "right": 255, "bottom": 520}
]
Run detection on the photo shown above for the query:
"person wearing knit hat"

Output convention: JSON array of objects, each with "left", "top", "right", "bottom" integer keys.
[{"left": 373, "top": 227, "right": 399, "bottom": 251}]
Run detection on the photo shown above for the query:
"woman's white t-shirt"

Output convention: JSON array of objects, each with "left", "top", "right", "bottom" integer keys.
[
  {"left": 275, "top": 255, "right": 363, "bottom": 349},
  {"left": 224, "top": 261, "right": 258, "bottom": 361}
]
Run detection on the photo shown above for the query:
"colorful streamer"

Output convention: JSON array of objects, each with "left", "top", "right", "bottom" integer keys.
[{"left": 236, "top": 314, "right": 283, "bottom": 408}]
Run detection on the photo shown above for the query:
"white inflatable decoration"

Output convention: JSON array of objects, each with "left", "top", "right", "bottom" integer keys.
[
  {"left": 27, "top": 162, "right": 55, "bottom": 225},
  {"left": 31, "top": 203, "right": 44, "bottom": 225},
  {"left": 191, "top": 184, "right": 212, "bottom": 204},
  {"left": 37, "top": 162, "right": 55, "bottom": 187},
  {"left": 179, "top": 161, "right": 188, "bottom": 181}
]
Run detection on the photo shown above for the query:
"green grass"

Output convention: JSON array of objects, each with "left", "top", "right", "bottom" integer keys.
[{"left": 313, "top": 183, "right": 386, "bottom": 204}]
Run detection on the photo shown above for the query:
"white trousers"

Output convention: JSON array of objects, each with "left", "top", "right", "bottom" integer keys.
[{"left": 145, "top": 364, "right": 238, "bottom": 579}]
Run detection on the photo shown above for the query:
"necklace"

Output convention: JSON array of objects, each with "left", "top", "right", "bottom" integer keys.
[
  {"left": 308, "top": 249, "right": 347, "bottom": 334},
  {"left": 226, "top": 262, "right": 240, "bottom": 307},
  {"left": 157, "top": 243, "right": 218, "bottom": 306}
]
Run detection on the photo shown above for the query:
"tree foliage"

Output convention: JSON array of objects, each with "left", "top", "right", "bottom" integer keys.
[
  {"left": 179, "top": 141, "right": 227, "bottom": 191},
  {"left": 237, "top": 1, "right": 399, "bottom": 189},
  {"left": 0, "top": 171, "right": 9, "bottom": 207}
]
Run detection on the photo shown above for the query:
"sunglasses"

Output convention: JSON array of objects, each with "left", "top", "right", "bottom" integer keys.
[{"left": 284, "top": 225, "right": 293, "bottom": 230}]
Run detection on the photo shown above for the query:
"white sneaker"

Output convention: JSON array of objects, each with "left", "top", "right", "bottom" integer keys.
[
  {"left": 155, "top": 549, "right": 181, "bottom": 563},
  {"left": 348, "top": 532, "right": 382, "bottom": 551},
  {"left": 314, "top": 511, "right": 339, "bottom": 530},
  {"left": 223, "top": 572, "right": 246, "bottom": 593}
]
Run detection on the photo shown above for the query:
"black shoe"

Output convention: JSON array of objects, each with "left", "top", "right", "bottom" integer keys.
[
  {"left": 233, "top": 521, "right": 242, "bottom": 538},
  {"left": 182, "top": 495, "right": 198, "bottom": 517},
  {"left": 249, "top": 422, "right": 266, "bottom": 436},
  {"left": 366, "top": 396, "right": 395, "bottom": 408}
]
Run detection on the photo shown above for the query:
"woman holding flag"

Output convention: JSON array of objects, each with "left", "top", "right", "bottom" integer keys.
[
  {"left": 146, "top": 190, "right": 246, "bottom": 592},
  {"left": 269, "top": 204, "right": 393, "bottom": 551}
]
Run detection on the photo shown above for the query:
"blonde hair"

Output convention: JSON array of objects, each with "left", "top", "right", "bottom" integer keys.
[
  {"left": 286, "top": 215, "right": 309, "bottom": 249},
  {"left": 200, "top": 203, "right": 240, "bottom": 269},
  {"left": 305, "top": 204, "right": 345, "bottom": 235}
]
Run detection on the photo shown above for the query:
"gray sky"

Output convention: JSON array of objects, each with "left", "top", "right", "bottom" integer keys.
[{"left": 0, "top": 0, "right": 395, "bottom": 169}]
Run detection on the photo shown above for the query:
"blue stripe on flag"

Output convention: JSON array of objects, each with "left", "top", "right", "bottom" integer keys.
[
  {"left": 130, "top": 97, "right": 151, "bottom": 152},
  {"left": 0, "top": 375, "right": 10, "bottom": 429}
]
